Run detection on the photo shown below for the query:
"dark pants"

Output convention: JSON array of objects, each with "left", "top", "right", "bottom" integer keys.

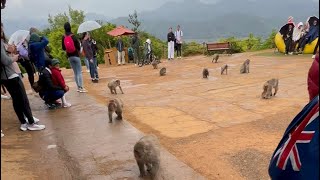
[
  {"left": 176, "top": 43, "right": 182, "bottom": 57},
  {"left": 2, "top": 77, "right": 34, "bottom": 124},
  {"left": 89, "top": 57, "right": 99, "bottom": 79},
  {"left": 40, "top": 90, "right": 64, "bottom": 104},
  {"left": 20, "top": 60, "right": 35, "bottom": 87},
  {"left": 284, "top": 38, "right": 292, "bottom": 54},
  {"left": 299, "top": 37, "right": 309, "bottom": 51},
  {"left": 134, "top": 47, "right": 140, "bottom": 64},
  {"left": 313, "top": 38, "right": 319, "bottom": 55}
]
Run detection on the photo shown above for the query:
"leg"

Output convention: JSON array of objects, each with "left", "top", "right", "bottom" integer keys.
[
  {"left": 313, "top": 38, "right": 319, "bottom": 55},
  {"left": 69, "top": 57, "right": 80, "bottom": 88},
  {"left": 74, "top": 57, "right": 84, "bottom": 88},
  {"left": 108, "top": 111, "right": 113, "bottom": 123},
  {"left": 84, "top": 58, "right": 89, "bottom": 71},
  {"left": 3, "top": 78, "right": 29, "bottom": 124},
  {"left": 274, "top": 86, "right": 278, "bottom": 96},
  {"left": 88, "top": 59, "right": 95, "bottom": 79},
  {"left": 118, "top": 85, "right": 124, "bottom": 94},
  {"left": 115, "top": 111, "right": 122, "bottom": 120},
  {"left": 122, "top": 51, "right": 125, "bottom": 64},
  {"left": 149, "top": 161, "right": 160, "bottom": 177},
  {"left": 178, "top": 44, "right": 182, "bottom": 57},
  {"left": 43, "top": 90, "right": 65, "bottom": 104},
  {"left": 117, "top": 51, "right": 121, "bottom": 65},
  {"left": 170, "top": 41, "right": 175, "bottom": 59},
  {"left": 137, "top": 160, "right": 146, "bottom": 177},
  {"left": 20, "top": 60, "right": 35, "bottom": 87},
  {"left": 168, "top": 42, "right": 171, "bottom": 59},
  {"left": 93, "top": 57, "right": 99, "bottom": 79}
]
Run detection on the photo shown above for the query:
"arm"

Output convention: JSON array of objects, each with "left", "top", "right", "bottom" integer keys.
[
  {"left": 1, "top": 41, "right": 16, "bottom": 66},
  {"left": 17, "top": 44, "right": 28, "bottom": 57},
  {"left": 72, "top": 35, "right": 81, "bottom": 51},
  {"left": 31, "top": 37, "right": 49, "bottom": 51}
]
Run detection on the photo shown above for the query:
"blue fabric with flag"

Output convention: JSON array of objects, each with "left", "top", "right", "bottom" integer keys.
[{"left": 269, "top": 95, "right": 319, "bottom": 180}]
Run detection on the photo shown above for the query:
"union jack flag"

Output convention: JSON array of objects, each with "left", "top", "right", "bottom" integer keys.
[{"left": 269, "top": 95, "right": 319, "bottom": 180}]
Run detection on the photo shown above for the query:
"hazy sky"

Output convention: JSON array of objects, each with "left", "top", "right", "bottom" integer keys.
[{"left": 2, "top": 0, "right": 186, "bottom": 20}]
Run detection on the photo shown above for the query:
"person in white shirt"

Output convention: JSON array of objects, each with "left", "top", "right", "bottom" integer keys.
[{"left": 175, "top": 25, "right": 183, "bottom": 58}]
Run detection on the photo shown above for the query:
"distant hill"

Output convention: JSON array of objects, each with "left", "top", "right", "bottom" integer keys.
[{"left": 2, "top": 0, "right": 318, "bottom": 41}]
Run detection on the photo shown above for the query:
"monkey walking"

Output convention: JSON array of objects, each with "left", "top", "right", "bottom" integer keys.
[
  {"left": 151, "top": 59, "right": 159, "bottom": 69},
  {"left": 240, "top": 59, "right": 250, "bottom": 74},
  {"left": 261, "top": 78, "right": 279, "bottom": 99},
  {"left": 159, "top": 67, "right": 166, "bottom": 76},
  {"left": 212, "top": 54, "right": 220, "bottom": 63},
  {"left": 107, "top": 98, "right": 123, "bottom": 123},
  {"left": 134, "top": 135, "right": 160, "bottom": 179},
  {"left": 108, "top": 79, "right": 124, "bottom": 94},
  {"left": 202, "top": 68, "right": 209, "bottom": 78},
  {"left": 221, "top": 64, "right": 228, "bottom": 75}
]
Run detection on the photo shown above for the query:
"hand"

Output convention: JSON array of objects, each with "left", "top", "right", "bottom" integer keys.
[
  {"left": 11, "top": 54, "right": 19, "bottom": 62},
  {"left": 90, "top": 59, "right": 93, "bottom": 63},
  {"left": 7, "top": 45, "right": 16, "bottom": 53},
  {"left": 64, "top": 86, "right": 69, "bottom": 92}
]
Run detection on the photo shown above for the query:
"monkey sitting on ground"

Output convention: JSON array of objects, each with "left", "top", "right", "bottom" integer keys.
[
  {"left": 203, "top": 68, "right": 209, "bottom": 78},
  {"left": 159, "top": 67, "right": 166, "bottom": 76},
  {"left": 212, "top": 54, "right": 220, "bottom": 63},
  {"left": 134, "top": 135, "right": 160, "bottom": 179},
  {"left": 108, "top": 79, "right": 124, "bottom": 94},
  {"left": 240, "top": 59, "right": 250, "bottom": 74},
  {"left": 151, "top": 59, "right": 159, "bottom": 69},
  {"left": 107, "top": 98, "right": 123, "bottom": 123},
  {"left": 221, "top": 64, "right": 228, "bottom": 75},
  {"left": 261, "top": 78, "right": 279, "bottom": 99}
]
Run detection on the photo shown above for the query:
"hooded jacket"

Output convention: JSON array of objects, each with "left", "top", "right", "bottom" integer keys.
[
  {"left": 306, "top": 25, "right": 319, "bottom": 44},
  {"left": 292, "top": 22, "right": 304, "bottom": 42},
  {"left": 307, "top": 53, "right": 319, "bottom": 101},
  {"left": 62, "top": 22, "right": 81, "bottom": 57},
  {"left": 29, "top": 34, "right": 49, "bottom": 69}
]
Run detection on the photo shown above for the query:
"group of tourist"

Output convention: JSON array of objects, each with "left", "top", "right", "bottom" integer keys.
[
  {"left": 167, "top": 25, "right": 183, "bottom": 60},
  {"left": 283, "top": 16, "right": 319, "bottom": 58}
]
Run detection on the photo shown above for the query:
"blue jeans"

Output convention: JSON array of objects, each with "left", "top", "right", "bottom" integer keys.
[
  {"left": 40, "top": 90, "right": 64, "bottom": 103},
  {"left": 89, "top": 57, "right": 99, "bottom": 79},
  {"left": 83, "top": 58, "right": 89, "bottom": 70},
  {"left": 68, "top": 56, "right": 83, "bottom": 88}
]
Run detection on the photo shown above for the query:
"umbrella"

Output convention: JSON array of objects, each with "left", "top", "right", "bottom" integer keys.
[
  {"left": 279, "top": 23, "right": 295, "bottom": 35},
  {"left": 77, "top": 21, "right": 101, "bottom": 34},
  {"left": 8, "top": 30, "right": 30, "bottom": 46},
  {"left": 107, "top": 26, "right": 135, "bottom": 37},
  {"left": 307, "top": 16, "right": 319, "bottom": 26}
]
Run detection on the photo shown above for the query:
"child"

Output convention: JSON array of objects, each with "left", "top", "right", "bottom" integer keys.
[{"left": 50, "top": 59, "right": 71, "bottom": 108}]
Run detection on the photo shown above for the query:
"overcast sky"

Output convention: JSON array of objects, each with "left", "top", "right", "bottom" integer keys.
[{"left": 2, "top": 0, "right": 186, "bottom": 20}]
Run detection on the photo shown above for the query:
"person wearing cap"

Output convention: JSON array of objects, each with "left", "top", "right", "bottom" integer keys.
[
  {"left": 38, "top": 59, "right": 65, "bottom": 109},
  {"left": 28, "top": 32, "right": 49, "bottom": 71},
  {"left": 50, "top": 59, "right": 71, "bottom": 108}
]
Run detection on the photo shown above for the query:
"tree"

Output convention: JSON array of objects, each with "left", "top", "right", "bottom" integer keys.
[
  {"left": 128, "top": 10, "right": 141, "bottom": 32},
  {"left": 68, "top": 5, "right": 85, "bottom": 25},
  {"left": 48, "top": 5, "right": 85, "bottom": 30}
]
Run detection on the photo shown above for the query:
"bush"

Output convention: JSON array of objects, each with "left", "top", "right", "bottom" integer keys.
[{"left": 182, "top": 42, "right": 204, "bottom": 56}]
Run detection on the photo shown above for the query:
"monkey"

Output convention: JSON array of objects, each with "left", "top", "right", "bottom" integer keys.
[
  {"left": 134, "top": 135, "right": 160, "bottom": 179},
  {"left": 212, "top": 54, "right": 220, "bottom": 63},
  {"left": 261, "top": 78, "right": 279, "bottom": 99},
  {"left": 221, "top": 64, "right": 228, "bottom": 75},
  {"left": 108, "top": 79, "right": 124, "bottom": 94},
  {"left": 107, "top": 98, "right": 123, "bottom": 123},
  {"left": 202, "top": 68, "right": 209, "bottom": 78},
  {"left": 151, "top": 59, "right": 159, "bottom": 69},
  {"left": 159, "top": 67, "right": 166, "bottom": 76},
  {"left": 240, "top": 59, "right": 250, "bottom": 74}
]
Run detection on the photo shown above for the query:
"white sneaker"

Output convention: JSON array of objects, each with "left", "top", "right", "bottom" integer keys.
[
  {"left": 20, "top": 123, "right": 28, "bottom": 131},
  {"left": 62, "top": 102, "right": 72, "bottom": 108},
  {"left": 86, "top": 70, "right": 90, "bottom": 72},
  {"left": 24, "top": 116, "right": 40, "bottom": 124},
  {"left": 312, "top": 55, "right": 316, "bottom": 59},
  {"left": 1, "top": 130, "right": 4, "bottom": 138},
  {"left": 1, "top": 94, "right": 11, "bottom": 99},
  {"left": 27, "top": 124, "right": 45, "bottom": 131},
  {"left": 79, "top": 88, "right": 88, "bottom": 93},
  {"left": 97, "top": 67, "right": 100, "bottom": 69}
]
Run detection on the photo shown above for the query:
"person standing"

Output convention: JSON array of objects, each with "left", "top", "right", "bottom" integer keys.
[
  {"left": 62, "top": 22, "right": 87, "bottom": 93},
  {"left": 175, "top": 25, "right": 183, "bottom": 58},
  {"left": 132, "top": 33, "right": 140, "bottom": 65},
  {"left": 1, "top": 22, "right": 45, "bottom": 131},
  {"left": 82, "top": 32, "right": 99, "bottom": 83},
  {"left": 116, "top": 36, "right": 125, "bottom": 65},
  {"left": 17, "top": 39, "right": 35, "bottom": 87},
  {"left": 28, "top": 33, "right": 49, "bottom": 71},
  {"left": 167, "top": 27, "right": 175, "bottom": 60}
]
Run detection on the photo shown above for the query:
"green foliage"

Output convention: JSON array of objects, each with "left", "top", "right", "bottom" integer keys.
[
  {"left": 138, "top": 31, "right": 166, "bottom": 59},
  {"left": 182, "top": 42, "right": 204, "bottom": 56},
  {"left": 128, "top": 10, "right": 141, "bottom": 32}
]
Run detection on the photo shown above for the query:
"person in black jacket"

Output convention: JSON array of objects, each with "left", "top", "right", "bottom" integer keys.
[
  {"left": 38, "top": 59, "right": 65, "bottom": 108},
  {"left": 167, "top": 27, "right": 175, "bottom": 60},
  {"left": 62, "top": 22, "right": 87, "bottom": 93},
  {"left": 283, "top": 24, "right": 294, "bottom": 55}
]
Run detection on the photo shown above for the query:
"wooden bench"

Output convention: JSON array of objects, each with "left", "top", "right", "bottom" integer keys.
[{"left": 206, "top": 42, "right": 232, "bottom": 55}]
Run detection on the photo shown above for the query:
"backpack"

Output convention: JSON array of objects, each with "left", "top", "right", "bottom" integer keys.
[{"left": 64, "top": 34, "right": 76, "bottom": 53}]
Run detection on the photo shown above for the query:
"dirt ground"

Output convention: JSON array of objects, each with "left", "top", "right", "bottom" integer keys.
[
  {"left": 83, "top": 50, "right": 312, "bottom": 180},
  {"left": 1, "top": 50, "right": 313, "bottom": 180}
]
